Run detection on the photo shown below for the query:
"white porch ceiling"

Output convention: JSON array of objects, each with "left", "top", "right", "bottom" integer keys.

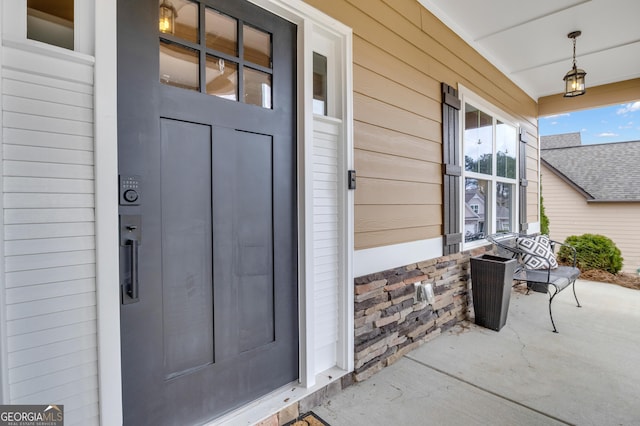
[{"left": 418, "top": 0, "right": 640, "bottom": 100}]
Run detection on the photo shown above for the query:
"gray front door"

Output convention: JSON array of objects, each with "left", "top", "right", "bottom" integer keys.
[{"left": 117, "top": 1, "right": 298, "bottom": 424}]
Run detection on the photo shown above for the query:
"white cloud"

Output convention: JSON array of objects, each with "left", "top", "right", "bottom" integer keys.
[
  {"left": 618, "top": 122, "right": 634, "bottom": 129},
  {"left": 542, "top": 113, "right": 570, "bottom": 119},
  {"left": 617, "top": 101, "right": 640, "bottom": 115},
  {"left": 597, "top": 132, "right": 618, "bottom": 137},
  {"left": 551, "top": 121, "right": 558, "bottom": 125}
]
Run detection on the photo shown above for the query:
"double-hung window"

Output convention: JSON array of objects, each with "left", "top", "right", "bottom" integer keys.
[{"left": 462, "top": 100, "right": 518, "bottom": 243}]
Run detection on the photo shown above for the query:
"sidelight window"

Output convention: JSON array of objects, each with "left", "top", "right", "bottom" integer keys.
[
  {"left": 313, "top": 53, "right": 328, "bottom": 115},
  {"left": 27, "top": 0, "right": 74, "bottom": 50},
  {"left": 159, "top": 0, "right": 273, "bottom": 108}
]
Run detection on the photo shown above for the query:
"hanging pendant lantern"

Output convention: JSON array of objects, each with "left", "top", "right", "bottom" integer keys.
[
  {"left": 563, "top": 31, "right": 587, "bottom": 97},
  {"left": 159, "top": 0, "right": 177, "bottom": 34}
]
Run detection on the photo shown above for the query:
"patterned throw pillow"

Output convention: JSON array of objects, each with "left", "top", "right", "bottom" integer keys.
[{"left": 517, "top": 235, "right": 558, "bottom": 269}]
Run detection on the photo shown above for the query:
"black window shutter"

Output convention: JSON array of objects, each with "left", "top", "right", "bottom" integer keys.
[
  {"left": 519, "top": 128, "right": 529, "bottom": 232},
  {"left": 442, "top": 83, "right": 462, "bottom": 254}
]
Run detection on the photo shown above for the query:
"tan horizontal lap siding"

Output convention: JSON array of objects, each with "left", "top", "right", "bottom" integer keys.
[
  {"left": 352, "top": 30, "right": 441, "bottom": 249},
  {"left": 354, "top": 92, "right": 439, "bottom": 140},
  {"left": 542, "top": 165, "right": 640, "bottom": 274},
  {"left": 304, "top": 0, "right": 538, "bottom": 250},
  {"left": 355, "top": 179, "right": 440, "bottom": 205}
]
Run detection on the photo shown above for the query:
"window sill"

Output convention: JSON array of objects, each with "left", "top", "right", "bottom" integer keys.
[
  {"left": 3, "top": 35, "right": 95, "bottom": 66},
  {"left": 463, "top": 238, "right": 492, "bottom": 252}
]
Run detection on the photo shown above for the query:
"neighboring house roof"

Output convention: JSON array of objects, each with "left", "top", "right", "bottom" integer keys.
[
  {"left": 465, "top": 190, "right": 479, "bottom": 204},
  {"left": 541, "top": 135, "right": 640, "bottom": 202},
  {"left": 464, "top": 203, "right": 479, "bottom": 220},
  {"left": 540, "top": 132, "right": 582, "bottom": 149}
]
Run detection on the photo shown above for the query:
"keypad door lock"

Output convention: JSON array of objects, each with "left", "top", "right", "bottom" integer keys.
[
  {"left": 123, "top": 189, "right": 138, "bottom": 203},
  {"left": 119, "top": 175, "right": 141, "bottom": 205}
]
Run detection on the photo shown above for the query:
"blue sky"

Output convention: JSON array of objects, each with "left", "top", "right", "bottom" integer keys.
[{"left": 539, "top": 101, "right": 640, "bottom": 145}]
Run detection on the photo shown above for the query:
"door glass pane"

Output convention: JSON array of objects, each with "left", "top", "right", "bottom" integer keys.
[
  {"left": 496, "top": 182, "right": 514, "bottom": 232},
  {"left": 497, "top": 121, "right": 517, "bottom": 179},
  {"left": 166, "top": 0, "right": 198, "bottom": 43},
  {"left": 465, "top": 178, "right": 488, "bottom": 242},
  {"left": 464, "top": 104, "right": 493, "bottom": 175},
  {"left": 206, "top": 8, "right": 237, "bottom": 56},
  {"left": 160, "top": 40, "right": 199, "bottom": 91},
  {"left": 244, "top": 67, "right": 271, "bottom": 108},
  {"left": 27, "top": 0, "right": 74, "bottom": 50},
  {"left": 313, "top": 52, "right": 328, "bottom": 115},
  {"left": 206, "top": 56, "right": 238, "bottom": 101},
  {"left": 243, "top": 25, "right": 271, "bottom": 68}
]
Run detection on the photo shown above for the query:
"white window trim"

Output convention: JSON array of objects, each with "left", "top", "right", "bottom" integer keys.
[
  {"left": 308, "top": 24, "right": 354, "bottom": 381},
  {"left": 458, "top": 85, "right": 520, "bottom": 250},
  {"left": 3, "top": 0, "right": 94, "bottom": 55}
]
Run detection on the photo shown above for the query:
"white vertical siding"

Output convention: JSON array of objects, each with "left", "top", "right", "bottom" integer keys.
[
  {"left": 2, "top": 44, "right": 98, "bottom": 425},
  {"left": 312, "top": 117, "right": 341, "bottom": 374}
]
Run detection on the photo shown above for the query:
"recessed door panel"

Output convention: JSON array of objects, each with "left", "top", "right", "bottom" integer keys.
[
  {"left": 160, "top": 118, "right": 214, "bottom": 379},
  {"left": 213, "top": 128, "right": 275, "bottom": 359}
]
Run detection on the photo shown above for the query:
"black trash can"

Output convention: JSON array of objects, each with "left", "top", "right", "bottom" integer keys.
[{"left": 470, "top": 254, "right": 517, "bottom": 331}]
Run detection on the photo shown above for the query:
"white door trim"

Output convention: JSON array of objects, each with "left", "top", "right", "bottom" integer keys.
[{"left": 94, "top": 0, "right": 122, "bottom": 425}]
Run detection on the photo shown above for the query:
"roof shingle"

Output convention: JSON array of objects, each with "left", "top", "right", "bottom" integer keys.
[
  {"left": 541, "top": 134, "right": 640, "bottom": 202},
  {"left": 540, "top": 132, "right": 582, "bottom": 149}
]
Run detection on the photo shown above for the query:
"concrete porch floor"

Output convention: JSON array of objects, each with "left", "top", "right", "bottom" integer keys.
[{"left": 314, "top": 280, "right": 640, "bottom": 425}]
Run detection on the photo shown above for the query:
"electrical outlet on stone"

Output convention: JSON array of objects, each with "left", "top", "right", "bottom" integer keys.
[
  {"left": 416, "top": 282, "right": 436, "bottom": 305},
  {"left": 415, "top": 283, "right": 427, "bottom": 302},
  {"left": 424, "top": 283, "right": 435, "bottom": 305}
]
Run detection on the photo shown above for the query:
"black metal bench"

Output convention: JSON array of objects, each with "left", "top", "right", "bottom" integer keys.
[{"left": 486, "top": 233, "right": 581, "bottom": 333}]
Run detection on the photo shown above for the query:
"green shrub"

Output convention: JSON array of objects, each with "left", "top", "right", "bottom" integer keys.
[
  {"left": 540, "top": 192, "right": 550, "bottom": 235},
  {"left": 558, "top": 234, "right": 623, "bottom": 274}
]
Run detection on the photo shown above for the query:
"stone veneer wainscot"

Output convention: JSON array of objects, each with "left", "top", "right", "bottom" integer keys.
[{"left": 352, "top": 246, "right": 490, "bottom": 381}]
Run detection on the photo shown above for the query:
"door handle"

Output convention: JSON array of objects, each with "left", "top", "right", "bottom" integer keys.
[
  {"left": 120, "top": 215, "right": 142, "bottom": 305},
  {"left": 126, "top": 238, "right": 139, "bottom": 301}
]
